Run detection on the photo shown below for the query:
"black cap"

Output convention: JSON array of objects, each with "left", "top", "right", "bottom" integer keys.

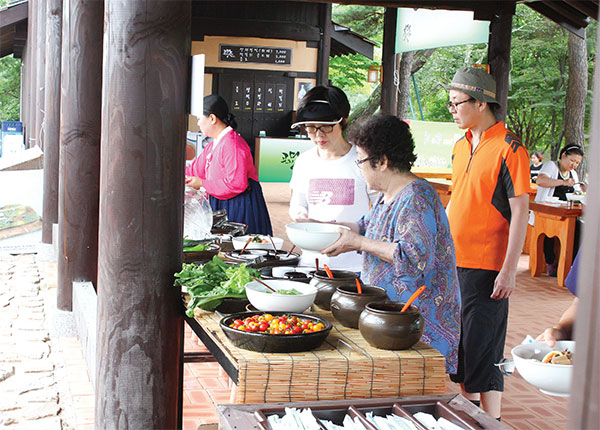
[{"left": 291, "top": 100, "right": 343, "bottom": 128}]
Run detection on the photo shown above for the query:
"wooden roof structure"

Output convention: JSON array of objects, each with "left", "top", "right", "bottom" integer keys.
[
  {"left": 6, "top": 0, "right": 600, "bottom": 429},
  {"left": 0, "top": 0, "right": 27, "bottom": 58}
]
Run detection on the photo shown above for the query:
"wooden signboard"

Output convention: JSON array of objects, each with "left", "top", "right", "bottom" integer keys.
[{"left": 219, "top": 44, "right": 292, "bottom": 65}]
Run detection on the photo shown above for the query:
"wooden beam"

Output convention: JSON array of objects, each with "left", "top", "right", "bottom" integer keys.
[
  {"left": 381, "top": 6, "right": 398, "bottom": 115},
  {"left": 487, "top": 4, "right": 513, "bottom": 122},
  {"left": 95, "top": 1, "right": 189, "bottom": 428},
  {"left": 527, "top": 2, "right": 587, "bottom": 38},
  {"left": 318, "top": 3, "right": 332, "bottom": 85},
  {"left": 34, "top": 0, "right": 46, "bottom": 149},
  {"left": 191, "top": 17, "right": 320, "bottom": 42},
  {"left": 41, "top": 0, "right": 62, "bottom": 244},
  {"left": 330, "top": 23, "right": 375, "bottom": 59},
  {"left": 26, "top": 0, "right": 37, "bottom": 148},
  {"left": 0, "top": 1, "right": 28, "bottom": 27},
  {"left": 569, "top": 19, "right": 600, "bottom": 428},
  {"left": 57, "top": 0, "right": 103, "bottom": 310},
  {"left": 563, "top": 0, "right": 599, "bottom": 19},
  {"left": 541, "top": 0, "right": 590, "bottom": 28}
]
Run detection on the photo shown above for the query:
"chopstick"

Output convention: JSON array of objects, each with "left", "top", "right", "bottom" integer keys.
[
  {"left": 285, "top": 245, "right": 296, "bottom": 258},
  {"left": 268, "top": 236, "right": 278, "bottom": 253},
  {"left": 251, "top": 276, "right": 277, "bottom": 293},
  {"left": 315, "top": 258, "right": 319, "bottom": 271},
  {"left": 239, "top": 237, "right": 253, "bottom": 254},
  {"left": 323, "top": 264, "right": 334, "bottom": 279}
]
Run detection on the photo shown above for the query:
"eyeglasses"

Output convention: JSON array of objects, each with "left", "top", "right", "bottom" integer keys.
[
  {"left": 446, "top": 98, "right": 474, "bottom": 112},
  {"left": 304, "top": 124, "right": 336, "bottom": 135},
  {"left": 355, "top": 156, "right": 373, "bottom": 167}
]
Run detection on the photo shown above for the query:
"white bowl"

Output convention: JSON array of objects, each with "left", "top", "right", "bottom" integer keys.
[
  {"left": 232, "top": 235, "right": 284, "bottom": 251},
  {"left": 245, "top": 280, "right": 317, "bottom": 313},
  {"left": 285, "top": 223, "right": 349, "bottom": 252},
  {"left": 545, "top": 196, "right": 561, "bottom": 204},
  {"left": 565, "top": 193, "right": 585, "bottom": 204},
  {"left": 511, "top": 340, "right": 575, "bottom": 397}
]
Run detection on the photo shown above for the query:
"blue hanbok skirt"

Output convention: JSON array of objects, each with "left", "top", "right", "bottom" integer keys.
[{"left": 209, "top": 179, "right": 273, "bottom": 236}]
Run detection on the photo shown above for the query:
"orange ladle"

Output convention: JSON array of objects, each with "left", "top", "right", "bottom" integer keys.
[
  {"left": 401, "top": 285, "right": 426, "bottom": 312},
  {"left": 323, "top": 264, "right": 334, "bottom": 279},
  {"left": 355, "top": 278, "right": 363, "bottom": 294}
]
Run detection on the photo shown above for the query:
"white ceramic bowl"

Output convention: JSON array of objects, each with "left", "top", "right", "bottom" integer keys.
[
  {"left": 545, "top": 196, "right": 561, "bottom": 204},
  {"left": 511, "top": 340, "right": 575, "bottom": 397},
  {"left": 565, "top": 193, "right": 585, "bottom": 204},
  {"left": 232, "top": 235, "right": 284, "bottom": 251},
  {"left": 245, "top": 280, "right": 317, "bottom": 313},
  {"left": 285, "top": 223, "right": 349, "bottom": 252}
]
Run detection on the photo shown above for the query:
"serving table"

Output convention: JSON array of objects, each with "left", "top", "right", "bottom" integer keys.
[
  {"left": 529, "top": 201, "right": 583, "bottom": 287},
  {"left": 184, "top": 308, "right": 446, "bottom": 405}
]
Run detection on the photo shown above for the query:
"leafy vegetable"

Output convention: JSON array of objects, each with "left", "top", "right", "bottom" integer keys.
[
  {"left": 183, "top": 243, "right": 210, "bottom": 252},
  {"left": 175, "top": 256, "right": 260, "bottom": 316},
  {"left": 267, "top": 288, "right": 303, "bottom": 296}
]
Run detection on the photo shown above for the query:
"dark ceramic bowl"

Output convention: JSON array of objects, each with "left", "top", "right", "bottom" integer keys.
[
  {"left": 330, "top": 285, "right": 388, "bottom": 329},
  {"left": 309, "top": 270, "right": 359, "bottom": 311},
  {"left": 219, "top": 311, "right": 332, "bottom": 353},
  {"left": 214, "top": 297, "right": 250, "bottom": 314},
  {"left": 182, "top": 243, "right": 220, "bottom": 263},
  {"left": 358, "top": 302, "right": 424, "bottom": 350}
]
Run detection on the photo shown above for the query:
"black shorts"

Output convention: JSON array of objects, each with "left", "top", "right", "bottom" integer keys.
[{"left": 449, "top": 267, "right": 508, "bottom": 393}]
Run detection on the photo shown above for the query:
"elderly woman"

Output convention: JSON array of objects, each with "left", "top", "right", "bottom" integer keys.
[
  {"left": 533, "top": 144, "right": 584, "bottom": 276},
  {"left": 322, "top": 115, "right": 460, "bottom": 374}
]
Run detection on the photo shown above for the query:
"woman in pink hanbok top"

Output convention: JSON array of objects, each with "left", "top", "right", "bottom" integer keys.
[{"left": 186, "top": 95, "right": 272, "bottom": 235}]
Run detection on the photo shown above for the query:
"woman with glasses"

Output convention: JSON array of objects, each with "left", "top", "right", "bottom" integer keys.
[
  {"left": 321, "top": 115, "right": 460, "bottom": 374},
  {"left": 289, "top": 85, "right": 376, "bottom": 272},
  {"left": 531, "top": 144, "right": 584, "bottom": 276},
  {"left": 185, "top": 95, "right": 273, "bottom": 235}
]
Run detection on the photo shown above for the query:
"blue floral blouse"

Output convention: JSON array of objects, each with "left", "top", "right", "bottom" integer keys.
[{"left": 358, "top": 180, "right": 460, "bottom": 373}]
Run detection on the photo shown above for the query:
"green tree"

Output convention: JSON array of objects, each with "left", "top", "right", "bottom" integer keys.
[{"left": 1, "top": 0, "right": 22, "bottom": 121}]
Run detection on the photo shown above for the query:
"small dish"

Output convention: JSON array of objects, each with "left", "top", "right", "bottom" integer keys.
[
  {"left": 232, "top": 235, "right": 284, "bottom": 251},
  {"left": 285, "top": 223, "right": 349, "bottom": 251}
]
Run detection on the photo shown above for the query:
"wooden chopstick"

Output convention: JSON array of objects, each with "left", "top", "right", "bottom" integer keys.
[
  {"left": 239, "top": 237, "right": 253, "bottom": 254},
  {"left": 285, "top": 245, "right": 296, "bottom": 258},
  {"left": 251, "top": 276, "right": 277, "bottom": 293}
]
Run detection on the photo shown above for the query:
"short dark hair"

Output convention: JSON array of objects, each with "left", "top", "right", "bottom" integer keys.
[
  {"left": 559, "top": 144, "right": 583, "bottom": 159},
  {"left": 532, "top": 151, "right": 543, "bottom": 161},
  {"left": 348, "top": 115, "right": 417, "bottom": 172},
  {"left": 299, "top": 85, "right": 351, "bottom": 129},
  {"left": 203, "top": 94, "right": 237, "bottom": 129}
]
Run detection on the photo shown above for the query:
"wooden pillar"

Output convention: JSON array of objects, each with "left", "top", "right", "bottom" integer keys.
[
  {"left": 487, "top": 4, "right": 514, "bottom": 122},
  {"left": 42, "top": 0, "right": 63, "bottom": 244},
  {"left": 569, "top": 23, "right": 600, "bottom": 429},
  {"left": 57, "top": 0, "right": 103, "bottom": 311},
  {"left": 317, "top": 3, "right": 332, "bottom": 86},
  {"left": 95, "top": 1, "right": 190, "bottom": 428},
  {"left": 35, "top": 0, "right": 46, "bottom": 149},
  {"left": 381, "top": 7, "right": 398, "bottom": 116},
  {"left": 26, "top": 0, "right": 37, "bottom": 147}
]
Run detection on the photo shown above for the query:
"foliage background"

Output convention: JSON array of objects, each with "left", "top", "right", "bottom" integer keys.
[{"left": 0, "top": 0, "right": 22, "bottom": 121}]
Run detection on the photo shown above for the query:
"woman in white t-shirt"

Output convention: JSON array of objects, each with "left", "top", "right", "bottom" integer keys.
[
  {"left": 289, "top": 86, "right": 376, "bottom": 271},
  {"left": 533, "top": 144, "right": 584, "bottom": 276}
]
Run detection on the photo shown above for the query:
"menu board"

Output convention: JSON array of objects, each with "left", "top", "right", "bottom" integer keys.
[
  {"left": 219, "top": 45, "right": 292, "bottom": 65},
  {"left": 231, "top": 81, "right": 286, "bottom": 113}
]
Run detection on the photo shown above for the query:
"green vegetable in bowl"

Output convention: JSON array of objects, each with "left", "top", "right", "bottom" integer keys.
[
  {"left": 183, "top": 243, "right": 209, "bottom": 252},
  {"left": 175, "top": 256, "right": 260, "bottom": 316},
  {"left": 267, "top": 288, "right": 303, "bottom": 295}
]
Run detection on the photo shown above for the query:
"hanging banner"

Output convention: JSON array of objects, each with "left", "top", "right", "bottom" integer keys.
[{"left": 396, "top": 9, "right": 490, "bottom": 53}]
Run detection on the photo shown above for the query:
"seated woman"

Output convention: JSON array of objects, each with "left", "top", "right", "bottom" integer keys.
[
  {"left": 186, "top": 95, "right": 273, "bottom": 235},
  {"left": 532, "top": 144, "right": 584, "bottom": 276},
  {"left": 322, "top": 115, "right": 460, "bottom": 374},
  {"left": 530, "top": 151, "right": 543, "bottom": 183}
]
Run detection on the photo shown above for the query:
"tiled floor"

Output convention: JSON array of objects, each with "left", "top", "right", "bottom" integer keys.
[{"left": 61, "top": 183, "right": 577, "bottom": 429}]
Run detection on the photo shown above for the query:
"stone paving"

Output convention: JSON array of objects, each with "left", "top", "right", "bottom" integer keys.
[{"left": 0, "top": 254, "right": 76, "bottom": 430}]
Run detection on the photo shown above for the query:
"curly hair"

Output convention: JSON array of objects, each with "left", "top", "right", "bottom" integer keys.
[{"left": 347, "top": 115, "right": 417, "bottom": 172}]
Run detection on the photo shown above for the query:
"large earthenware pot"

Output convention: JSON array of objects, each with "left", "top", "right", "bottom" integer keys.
[
  {"left": 330, "top": 285, "right": 388, "bottom": 329},
  {"left": 358, "top": 302, "right": 424, "bottom": 350},
  {"left": 309, "top": 270, "right": 359, "bottom": 311}
]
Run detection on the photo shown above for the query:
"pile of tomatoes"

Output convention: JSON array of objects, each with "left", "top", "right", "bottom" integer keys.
[{"left": 228, "top": 313, "right": 326, "bottom": 335}]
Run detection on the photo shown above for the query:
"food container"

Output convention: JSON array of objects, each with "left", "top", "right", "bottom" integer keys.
[
  {"left": 219, "top": 311, "right": 332, "bottom": 353},
  {"left": 232, "top": 235, "right": 284, "bottom": 251},
  {"left": 285, "top": 222, "right": 349, "bottom": 251},
  {"left": 310, "top": 270, "right": 359, "bottom": 311},
  {"left": 359, "top": 302, "right": 424, "bottom": 350},
  {"left": 511, "top": 340, "right": 575, "bottom": 397},
  {"left": 330, "top": 285, "right": 388, "bottom": 329},
  {"left": 214, "top": 297, "right": 251, "bottom": 314},
  {"left": 245, "top": 279, "right": 317, "bottom": 313},
  {"left": 182, "top": 243, "right": 220, "bottom": 263}
]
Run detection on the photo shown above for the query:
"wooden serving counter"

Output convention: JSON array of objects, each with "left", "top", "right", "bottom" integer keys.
[{"left": 184, "top": 308, "right": 446, "bottom": 405}]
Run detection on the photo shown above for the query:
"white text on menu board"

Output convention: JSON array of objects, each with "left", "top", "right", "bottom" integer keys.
[{"left": 220, "top": 45, "right": 292, "bottom": 65}]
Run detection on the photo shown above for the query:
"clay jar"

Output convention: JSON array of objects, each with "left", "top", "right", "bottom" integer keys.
[
  {"left": 358, "top": 302, "right": 424, "bottom": 350},
  {"left": 330, "top": 285, "right": 388, "bottom": 329},
  {"left": 310, "top": 270, "right": 359, "bottom": 311}
]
